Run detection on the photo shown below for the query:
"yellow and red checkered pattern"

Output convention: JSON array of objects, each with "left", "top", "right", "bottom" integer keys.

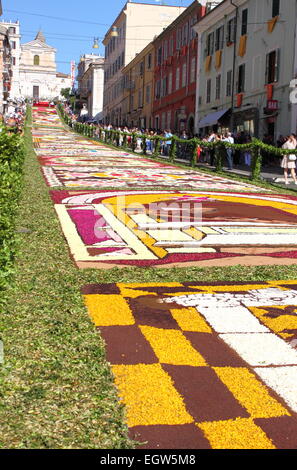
[{"left": 83, "top": 281, "right": 297, "bottom": 449}]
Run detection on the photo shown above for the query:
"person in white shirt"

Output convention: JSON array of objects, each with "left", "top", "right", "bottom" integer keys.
[
  {"left": 222, "top": 132, "right": 234, "bottom": 170},
  {"left": 281, "top": 135, "right": 297, "bottom": 185}
]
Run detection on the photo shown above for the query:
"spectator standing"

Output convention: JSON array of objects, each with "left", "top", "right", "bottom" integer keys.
[
  {"left": 222, "top": 132, "right": 234, "bottom": 170},
  {"left": 281, "top": 135, "right": 297, "bottom": 185}
]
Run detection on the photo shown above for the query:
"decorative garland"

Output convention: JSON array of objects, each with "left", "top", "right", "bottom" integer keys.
[{"left": 58, "top": 104, "right": 297, "bottom": 181}]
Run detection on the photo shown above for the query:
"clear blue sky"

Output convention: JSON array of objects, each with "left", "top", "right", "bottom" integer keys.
[{"left": 2, "top": 0, "right": 192, "bottom": 74}]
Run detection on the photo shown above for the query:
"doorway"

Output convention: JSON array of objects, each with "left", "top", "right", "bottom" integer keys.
[{"left": 33, "top": 85, "right": 39, "bottom": 101}]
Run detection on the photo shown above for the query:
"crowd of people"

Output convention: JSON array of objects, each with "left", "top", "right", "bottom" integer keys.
[
  {"left": 63, "top": 104, "right": 297, "bottom": 181},
  {"left": 2, "top": 99, "right": 27, "bottom": 135}
]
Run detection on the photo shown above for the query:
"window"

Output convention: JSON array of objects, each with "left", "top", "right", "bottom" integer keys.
[
  {"left": 215, "top": 26, "right": 224, "bottom": 51},
  {"left": 146, "top": 85, "right": 151, "bottom": 104},
  {"left": 163, "top": 41, "right": 168, "bottom": 61},
  {"left": 206, "top": 79, "right": 211, "bottom": 103},
  {"left": 168, "top": 72, "right": 172, "bottom": 94},
  {"left": 216, "top": 75, "right": 221, "bottom": 100},
  {"left": 140, "top": 61, "right": 144, "bottom": 76},
  {"left": 157, "top": 47, "right": 162, "bottom": 66},
  {"left": 190, "top": 16, "right": 197, "bottom": 40},
  {"left": 206, "top": 32, "right": 214, "bottom": 56},
  {"left": 182, "top": 63, "right": 187, "bottom": 88},
  {"left": 161, "top": 77, "right": 167, "bottom": 97},
  {"left": 272, "top": 0, "right": 280, "bottom": 18},
  {"left": 176, "top": 28, "right": 182, "bottom": 50},
  {"left": 265, "top": 49, "right": 280, "bottom": 83},
  {"left": 226, "top": 70, "right": 232, "bottom": 96},
  {"left": 11, "top": 41, "right": 16, "bottom": 49},
  {"left": 237, "top": 64, "right": 245, "bottom": 93},
  {"left": 227, "top": 18, "right": 236, "bottom": 44},
  {"left": 190, "top": 57, "right": 196, "bottom": 83},
  {"left": 12, "top": 57, "right": 16, "bottom": 66},
  {"left": 176, "top": 67, "right": 180, "bottom": 90},
  {"left": 147, "top": 53, "right": 152, "bottom": 69},
  {"left": 34, "top": 55, "right": 40, "bottom": 66},
  {"left": 155, "top": 80, "right": 161, "bottom": 99},
  {"left": 169, "top": 36, "right": 174, "bottom": 56},
  {"left": 138, "top": 89, "right": 143, "bottom": 108},
  {"left": 182, "top": 22, "right": 189, "bottom": 45},
  {"left": 9, "top": 27, "right": 16, "bottom": 34},
  {"left": 241, "top": 9, "right": 248, "bottom": 35}
]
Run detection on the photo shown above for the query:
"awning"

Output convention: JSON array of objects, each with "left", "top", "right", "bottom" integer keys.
[{"left": 198, "top": 109, "right": 230, "bottom": 128}]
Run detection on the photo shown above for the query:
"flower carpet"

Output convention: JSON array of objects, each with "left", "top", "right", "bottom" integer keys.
[
  {"left": 82, "top": 280, "right": 297, "bottom": 449},
  {"left": 31, "top": 106, "right": 297, "bottom": 449},
  {"left": 51, "top": 190, "right": 297, "bottom": 269},
  {"left": 31, "top": 107, "right": 269, "bottom": 193}
]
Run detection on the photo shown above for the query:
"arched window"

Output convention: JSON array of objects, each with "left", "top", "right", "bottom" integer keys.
[{"left": 34, "top": 55, "right": 40, "bottom": 66}]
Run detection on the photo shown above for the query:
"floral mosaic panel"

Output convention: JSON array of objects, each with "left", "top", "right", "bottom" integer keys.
[
  {"left": 50, "top": 190, "right": 297, "bottom": 269},
  {"left": 82, "top": 280, "right": 297, "bottom": 449}
]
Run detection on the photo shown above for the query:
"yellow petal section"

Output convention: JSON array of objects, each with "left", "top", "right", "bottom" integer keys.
[
  {"left": 139, "top": 326, "right": 207, "bottom": 366},
  {"left": 171, "top": 308, "right": 212, "bottom": 333},
  {"left": 84, "top": 294, "right": 135, "bottom": 326},
  {"left": 197, "top": 418, "right": 275, "bottom": 449},
  {"left": 214, "top": 367, "right": 290, "bottom": 419},
  {"left": 112, "top": 364, "right": 193, "bottom": 427}
]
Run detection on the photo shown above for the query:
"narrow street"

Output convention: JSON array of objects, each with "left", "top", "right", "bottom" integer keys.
[{"left": 29, "top": 105, "right": 297, "bottom": 449}]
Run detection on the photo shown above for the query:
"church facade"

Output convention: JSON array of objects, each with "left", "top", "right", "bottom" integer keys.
[{"left": 19, "top": 31, "right": 71, "bottom": 101}]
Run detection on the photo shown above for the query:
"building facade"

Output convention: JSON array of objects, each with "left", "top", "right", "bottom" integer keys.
[
  {"left": 152, "top": 1, "right": 206, "bottom": 135},
  {"left": 122, "top": 42, "right": 154, "bottom": 129},
  {"left": 0, "top": 21, "right": 21, "bottom": 99},
  {"left": 0, "top": 24, "right": 12, "bottom": 114},
  {"left": 19, "top": 31, "right": 71, "bottom": 101},
  {"left": 103, "top": 1, "right": 185, "bottom": 126},
  {"left": 77, "top": 54, "right": 104, "bottom": 119},
  {"left": 194, "top": 0, "right": 297, "bottom": 140}
]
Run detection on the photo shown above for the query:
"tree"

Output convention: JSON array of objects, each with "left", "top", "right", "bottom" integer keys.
[{"left": 60, "top": 88, "right": 72, "bottom": 99}]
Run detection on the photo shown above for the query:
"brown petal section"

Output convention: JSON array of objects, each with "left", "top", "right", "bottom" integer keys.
[
  {"left": 127, "top": 297, "right": 180, "bottom": 329},
  {"left": 254, "top": 416, "right": 297, "bottom": 449},
  {"left": 129, "top": 424, "right": 211, "bottom": 449},
  {"left": 162, "top": 364, "right": 249, "bottom": 423},
  {"left": 98, "top": 325, "right": 158, "bottom": 365},
  {"left": 81, "top": 283, "right": 121, "bottom": 295}
]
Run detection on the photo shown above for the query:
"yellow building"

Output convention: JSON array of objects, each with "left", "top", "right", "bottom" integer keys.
[
  {"left": 122, "top": 42, "right": 154, "bottom": 129},
  {"left": 102, "top": 1, "right": 185, "bottom": 126}
]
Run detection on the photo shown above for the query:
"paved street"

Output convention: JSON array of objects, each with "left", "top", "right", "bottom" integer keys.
[{"left": 28, "top": 105, "right": 297, "bottom": 449}]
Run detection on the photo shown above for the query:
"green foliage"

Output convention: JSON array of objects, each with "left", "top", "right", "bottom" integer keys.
[
  {"left": 251, "top": 142, "right": 263, "bottom": 181},
  {"left": 215, "top": 142, "right": 225, "bottom": 172},
  {"left": 0, "top": 120, "right": 25, "bottom": 290},
  {"left": 169, "top": 136, "right": 177, "bottom": 162},
  {"left": 60, "top": 88, "right": 72, "bottom": 99}
]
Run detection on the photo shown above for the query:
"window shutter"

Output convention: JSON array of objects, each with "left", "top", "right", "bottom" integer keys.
[
  {"left": 275, "top": 48, "right": 280, "bottom": 82},
  {"left": 265, "top": 53, "right": 269, "bottom": 84}
]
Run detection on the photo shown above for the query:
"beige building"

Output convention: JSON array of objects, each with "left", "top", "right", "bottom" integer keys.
[
  {"left": 122, "top": 42, "right": 154, "bottom": 129},
  {"left": 103, "top": 1, "right": 185, "bottom": 125},
  {"left": 77, "top": 54, "right": 105, "bottom": 119}
]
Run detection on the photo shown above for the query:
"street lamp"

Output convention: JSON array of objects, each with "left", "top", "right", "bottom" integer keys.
[{"left": 93, "top": 37, "right": 99, "bottom": 49}]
